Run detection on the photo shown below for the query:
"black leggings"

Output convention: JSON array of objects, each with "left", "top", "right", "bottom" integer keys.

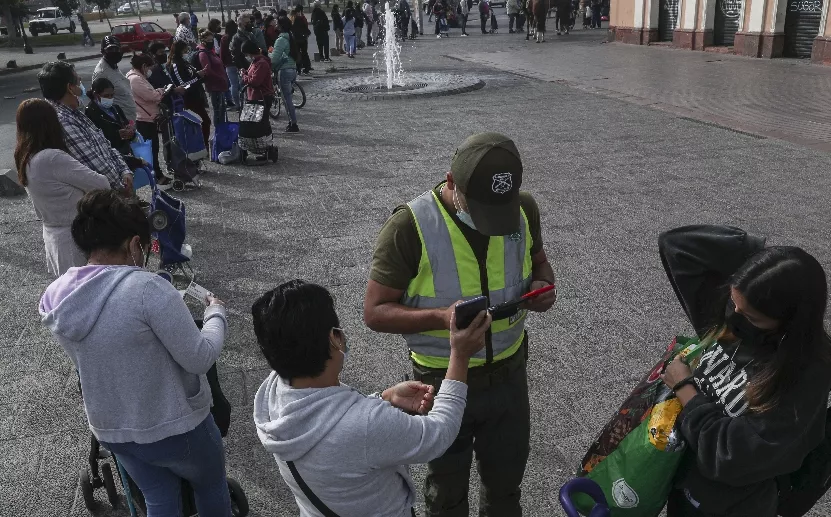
[
  {"left": 135, "top": 120, "right": 162, "bottom": 180},
  {"left": 315, "top": 31, "right": 330, "bottom": 59}
]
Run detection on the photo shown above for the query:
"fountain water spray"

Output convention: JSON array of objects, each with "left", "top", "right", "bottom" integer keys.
[{"left": 380, "top": 1, "right": 403, "bottom": 89}]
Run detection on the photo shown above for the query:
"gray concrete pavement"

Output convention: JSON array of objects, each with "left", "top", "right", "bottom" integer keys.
[{"left": 2, "top": 25, "right": 831, "bottom": 517}]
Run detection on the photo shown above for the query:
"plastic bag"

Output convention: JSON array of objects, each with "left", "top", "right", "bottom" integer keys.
[{"left": 576, "top": 336, "right": 706, "bottom": 516}]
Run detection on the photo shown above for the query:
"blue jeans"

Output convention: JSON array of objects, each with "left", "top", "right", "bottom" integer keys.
[
  {"left": 278, "top": 68, "right": 298, "bottom": 124},
  {"left": 101, "top": 416, "right": 231, "bottom": 517},
  {"left": 345, "top": 34, "right": 357, "bottom": 54},
  {"left": 225, "top": 66, "right": 240, "bottom": 107}
]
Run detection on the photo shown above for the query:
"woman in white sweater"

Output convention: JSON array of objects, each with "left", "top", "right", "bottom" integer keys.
[
  {"left": 252, "top": 280, "right": 491, "bottom": 517},
  {"left": 14, "top": 99, "right": 110, "bottom": 276}
]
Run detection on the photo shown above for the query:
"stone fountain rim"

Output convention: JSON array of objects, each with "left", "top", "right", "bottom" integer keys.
[{"left": 306, "top": 72, "right": 486, "bottom": 101}]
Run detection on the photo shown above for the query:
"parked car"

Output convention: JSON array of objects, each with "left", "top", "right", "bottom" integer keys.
[
  {"left": 117, "top": 3, "right": 135, "bottom": 14},
  {"left": 112, "top": 22, "right": 172, "bottom": 52},
  {"left": 29, "top": 7, "right": 75, "bottom": 36}
]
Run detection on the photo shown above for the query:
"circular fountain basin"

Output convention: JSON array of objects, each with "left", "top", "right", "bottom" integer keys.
[{"left": 308, "top": 72, "right": 485, "bottom": 100}]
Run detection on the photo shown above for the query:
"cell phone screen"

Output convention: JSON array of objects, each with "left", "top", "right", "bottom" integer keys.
[{"left": 454, "top": 296, "right": 488, "bottom": 329}]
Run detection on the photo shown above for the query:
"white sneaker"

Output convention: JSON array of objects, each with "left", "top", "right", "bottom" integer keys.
[
  {"left": 437, "top": 34, "right": 441, "bottom": 38},
  {"left": 462, "top": 33, "right": 468, "bottom": 36}
]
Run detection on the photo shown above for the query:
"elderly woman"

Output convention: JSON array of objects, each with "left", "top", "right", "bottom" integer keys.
[
  {"left": 15, "top": 99, "right": 110, "bottom": 276},
  {"left": 40, "top": 189, "right": 231, "bottom": 515},
  {"left": 252, "top": 280, "right": 490, "bottom": 516},
  {"left": 174, "top": 11, "right": 197, "bottom": 49}
]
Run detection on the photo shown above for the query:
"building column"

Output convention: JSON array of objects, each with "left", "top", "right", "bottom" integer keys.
[
  {"left": 673, "top": 0, "right": 713, "bottom": 47},
  {"left": 733, "top": 0, "right": 785, "bottom": 56},
  {"left": 642, "top": 0, "right": 661, "bottom": 42},
  {"left": 812, "top": 0, "right": 831, "bottom": 63}
]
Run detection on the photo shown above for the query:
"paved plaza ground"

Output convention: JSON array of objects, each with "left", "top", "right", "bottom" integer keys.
[{"left": 2, "top": 24, "right": 831, "bottom": 516}]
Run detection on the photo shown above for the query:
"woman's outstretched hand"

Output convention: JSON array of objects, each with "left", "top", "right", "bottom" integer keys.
[{"left": 382, "top": 381, "right": 436, "bottom": 415}]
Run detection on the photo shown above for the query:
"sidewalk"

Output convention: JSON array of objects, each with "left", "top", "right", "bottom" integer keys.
[
  {"left": 0, "top": 44, "right": 98, "bottom": 74},
  {"left": 453, "top": 33, "right": 831, "bottom": 152}
]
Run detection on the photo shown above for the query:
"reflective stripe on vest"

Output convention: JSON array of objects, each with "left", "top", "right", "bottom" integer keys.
[{"left": 401, "top": 190, "right": 533, "bottom": 368}]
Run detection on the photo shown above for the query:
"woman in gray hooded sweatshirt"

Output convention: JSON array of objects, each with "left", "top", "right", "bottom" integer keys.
[
  {"left": 39, "top": 190, "right": 232, "bottom": 516},
  {"left": 252, "top": 280, "right": 491, "bottom": 517}
]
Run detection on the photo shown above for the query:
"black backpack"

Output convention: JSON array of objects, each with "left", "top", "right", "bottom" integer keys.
[
  {"left": 777, "top": 407, "right": 831, "bottom": 517},
  {"left": 189, "top": 48, "right": 207, "bottom": 70}
]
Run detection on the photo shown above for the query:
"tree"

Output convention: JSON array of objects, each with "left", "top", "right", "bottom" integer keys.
[
  {"left": 52, "top": 0, "right": 80, "bottom": 16},
  {"left": 1, "top": 0, "right": 33, "bottom": 53},
  {"left": 92, "top": 0, "right": 112, "bottom": 28}
]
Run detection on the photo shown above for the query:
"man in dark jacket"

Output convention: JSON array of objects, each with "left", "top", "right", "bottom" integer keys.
[
  {"left": 310, "top": 1, "right": 331, "bottom": 62},
  {"left": 232, "top": 14, "right": 267, "bottom": 69},
  {"left": 292, "top": 5, "right": 313, "bottom": 74}
]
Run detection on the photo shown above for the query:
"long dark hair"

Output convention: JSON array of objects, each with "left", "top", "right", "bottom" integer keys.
[
  {"left": 168, "top": 40, "right": 189, "bottom": 66},
  {"left": 726, "top": 247, "right": 831, "bottom": 412},
  {"left": 14, "top": 99, "right": 68, "bottom": 186},
  {"left": 278, "top": 16, "right": 300, "bottom": 61}
]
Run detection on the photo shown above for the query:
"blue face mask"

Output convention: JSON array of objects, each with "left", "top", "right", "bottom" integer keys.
[
  {"left": 99, "top": 97, "right": 114, "bottom": 109},
  {"left": 453, "top": 189, "right": 477, "bottom": 231},
  {"left": 78, "top": 81, "right": 86, "bottom": 100}
]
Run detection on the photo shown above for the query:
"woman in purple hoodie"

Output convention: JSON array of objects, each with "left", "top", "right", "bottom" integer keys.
[
  {"left": 197, "top": 28, "right": 230, "bottom": 125},
  {"left": 40, "top": 190, "right": 232, "bottom": 516}
]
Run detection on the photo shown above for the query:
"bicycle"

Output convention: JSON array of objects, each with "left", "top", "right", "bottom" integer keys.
[{"left": 237, "top": 72, "right": 306, "bottom": 121}]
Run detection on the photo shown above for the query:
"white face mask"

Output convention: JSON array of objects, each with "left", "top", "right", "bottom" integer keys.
[
  {"left": 333, "top": 327, "right": 349, "bottom": 369},
  {"left": 99, "top": 97, "right": 114, "bottom": 109},
  {"left": 453, "top": 189, "right": 477, "bottom": 231},
  {"left": 144, "top": 68, "right": 153, "bottom": 79}
]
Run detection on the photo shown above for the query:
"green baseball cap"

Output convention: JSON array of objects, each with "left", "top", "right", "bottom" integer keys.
[{"left": 450, "top": 132, "right": 523, "bottom": 236}]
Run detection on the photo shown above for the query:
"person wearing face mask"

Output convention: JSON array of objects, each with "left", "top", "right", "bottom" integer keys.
[
  {"left": 364, "top": 132, "right": 556, "bottom": 517},
  {"left": 127, "top": 53, "right": 186, "bottom": 187},
  {"left": 657, "top": 225, "right": 831, "bottom": 517},
  {"left": 92, "top": 36, "right": 137, "bottom": 123},
  {"left": 39, "top": 189, "right": 232, "bottom": 516},
  {"left": 197, "top": 29, "right": 230, "bottom": 126},
  {"left": 231, "top": 14, "right": 267, "bottom": 70},
  {"left": 252, "top": 279, "right": 491, "bottom": 516},
  {"left": 84, "top": 77, "right": 136, "bottom": 157},
  {"left": 38, "top": 60, "right": 133, "bottom": 195}
]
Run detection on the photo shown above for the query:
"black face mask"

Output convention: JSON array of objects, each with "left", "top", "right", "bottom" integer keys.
[
  {"left": 245, "top": 23, "right": 254, "bottom": 31},
  {"left": 725, "top": 299, "right": 781, "bottom": 347},
  {"left": 105, "top": 51, "right": 123, "bottom": 65}
]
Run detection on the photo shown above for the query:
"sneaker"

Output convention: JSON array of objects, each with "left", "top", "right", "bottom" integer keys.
[
  {"left": 323, "top": 58, "right": 331, "bottom": 62},
  {"left": 437, "top": 34, "right": 441, "bottom": 38},
  {"left": 461, "top": 33, "right": 468, "bottom": 36},
  {"left": 285, "top": 123, "right": 300, "bottom": 133},
  {"left": 509, "top": 29, "right": 515, "bottom": 33},
  {"left": 556, "top": 31, "right": 561, "bottom": 35}
]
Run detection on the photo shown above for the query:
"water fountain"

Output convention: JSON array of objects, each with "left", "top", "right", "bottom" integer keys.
[{"left": 307, "top": 2, "right": 485, "bottom": 100}]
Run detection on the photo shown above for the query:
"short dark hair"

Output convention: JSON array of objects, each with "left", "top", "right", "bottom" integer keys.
[
  {"left": 225, "top": 19, "right": 238, "bottom": 35},
  {"left": 130, "top": 53, "right": 153, "bottom": 69},
  {"left": 38, "top": 61, "right": 77, "bottom": 101},
  {"left": 71, "top": 190, "right": 151, "bottom": 256},
  {"left": 208, "top": 17, "right": 222, "bottom": 32},
  {"left": 148, "top": 41, "right": 167, "bottom": 55},
  {"left": 89, "top": 77, "right": 114, "bottom": 99},
  {"left": 241, "top": 40, "right": 260, "bottom": 55},
  {"left": 252, "top": 280, "right": 340, "bottom": 379}
]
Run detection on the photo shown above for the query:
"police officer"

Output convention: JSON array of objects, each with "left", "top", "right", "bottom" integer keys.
[{"left": 364, "top": 132, "right": 557, "bottom": 517}]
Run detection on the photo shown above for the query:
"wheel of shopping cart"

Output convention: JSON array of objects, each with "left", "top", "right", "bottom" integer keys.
[
  {"left": 228, "top": 477, "right": 250, "bottom": 516},
  {"left": 101, "top": 462, "right": 119, "bottom": 508},
  {"left": 559, "top": 478, "right": 611, "bottom": 517},
  {"left": 149, "top": 209, "right": 169, "bottom": 231},
  {"left": 79, "top": 468, "right": 96, "bottom": 510}
]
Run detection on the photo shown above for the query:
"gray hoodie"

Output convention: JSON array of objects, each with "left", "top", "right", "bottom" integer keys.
[
  {"left": 254, "top": 373, "right": 467, "bottom": 516},
  {"left": 40, "top": 265, "right": 227, "bottom": 444}
]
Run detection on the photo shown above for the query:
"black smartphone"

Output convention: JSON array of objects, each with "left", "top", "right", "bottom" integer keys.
[{"left": 454, "top": 296, "right": 488, "bottom": 329}]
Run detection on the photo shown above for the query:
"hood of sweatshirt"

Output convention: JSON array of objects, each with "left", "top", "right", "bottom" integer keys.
[
  {"left": 253, "top": 371, "right": 364, "bottom": 462},
  {"left": 40, "top": 265, "right": 142, "bottom": 342}
]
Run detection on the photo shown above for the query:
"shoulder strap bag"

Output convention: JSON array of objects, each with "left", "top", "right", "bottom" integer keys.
[{"left": 286, "top": 460, "right": 341, "bottom": 517}]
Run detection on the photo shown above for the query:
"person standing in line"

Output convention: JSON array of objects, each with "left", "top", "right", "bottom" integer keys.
[
  {"left": 291, "top": 5, "right": 313, "bottom": 74},
  {"left": 271, "top": 18, "right": 301, "bottom": 132},
  {"left": 264, "top": 15, "right": 280, "bottom": 47},
  {"left": 478, "top": 0, "right": 490, "bottom": 34},
  {"left": 590, "top": 0, "right": 602, "bottom": 28},
  {"left": 342, "top": 5, "right": 357, "bottom": 57},
  {"left": 458, "top": 0, "right": 470, "bottom": 36},
  {"left": 353, "top": 1, "right": 365, "bottom": 46},
  {"left": 398, "top": 0, "right": 411, "bottom": 41},
  {"left": 220, "top": 20, "right": 239, "bottom": 109},
  {"left": 332, "top": 5, "right": 345, "bottom": 54},
  {"left": 362, "top": 0, "right": 374, "bottom": 45},
  {"left": 364, "top": 133, "right": 557, "bottom": 517},
  {"left": 190, "top": 10, "right": 199, "bottom": 36},
  {"left": 208, "top": 18, "right": 223, "bottom": 49},
  {"left": 175, "top": 12, "right": 198, "bottom": 50},
  {"left": 92, "top": 36, "right": 137, "bottom": 123},
  {"left": 167, "top": 40, "right": 211, "bottom": 150},
  {"left": 127, "top": 53, "right": 184, "bottom": 187},
  {"left": 555, "top": 0, "right": 570, "bottom": 34},
  {"left": 15, "top": 99, "right": 110, "bottom": 277},
  {"left": 507, "top": 0, "right": 520, "bottom": 33},
  {"left": 533, "top": 0, "right": 546, "bottom": 41},
  {"left": 311, "top": 1, "right": 332, "bottom": 62},
  {"left": 432, "top": 0, "right": 445, "bottom": 37},
  {"left": 231, "top": 14, "right": 267, "bottom": 70},
  {"left": 197, "top": 29, "right": 230, "bottom": 126}
]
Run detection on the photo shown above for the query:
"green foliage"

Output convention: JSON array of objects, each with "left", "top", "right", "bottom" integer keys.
[
  {"left": 51, "top": 0, "right": 80, "bottom": 15},
  {"left": 93, "top": 0, "right": 113, "bottom": 10}
]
